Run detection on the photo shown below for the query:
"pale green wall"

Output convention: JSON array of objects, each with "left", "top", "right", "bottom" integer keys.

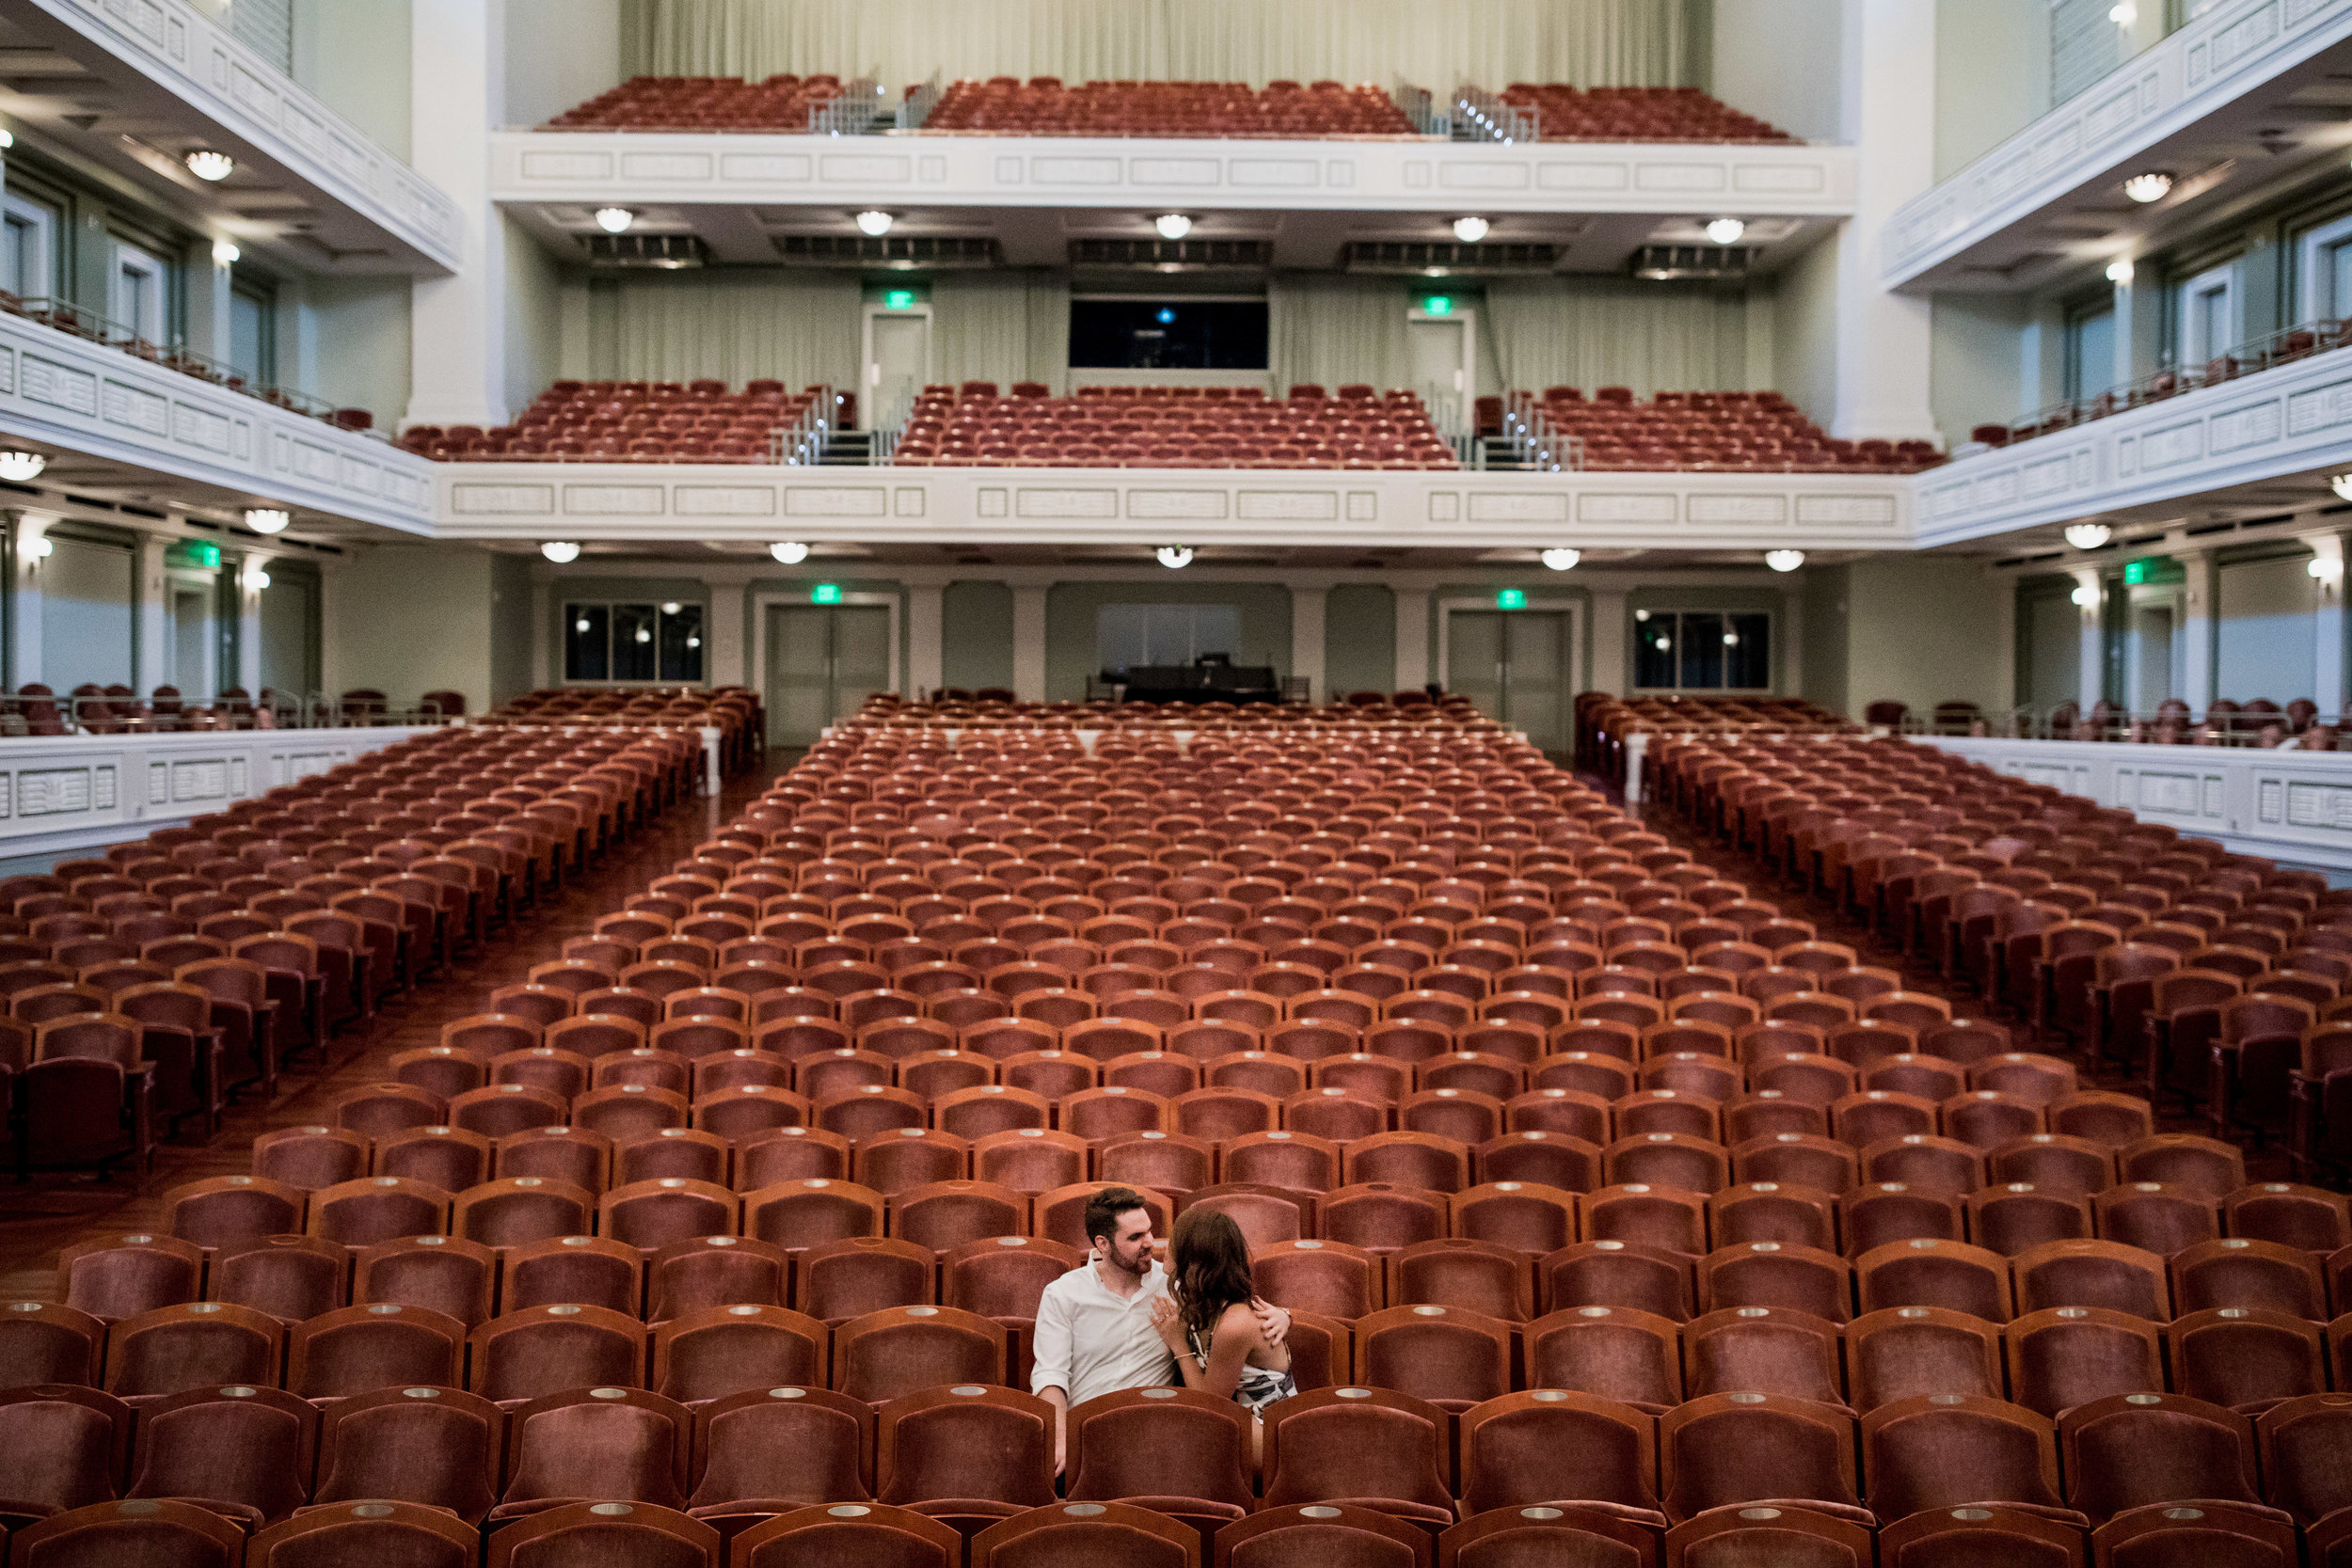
[
  {"left": 943, "top": 580, "right": 1015, "bottom": 693},
  {"left": 1773, "top": 233, "right": 1842, "bottom": 436},
  {"left": 1934, "top": 0, "right": 2046, "bottom": 179},
  {"left": 505, "top": 0, "right": 623, "bottom": 126},
  {"left": 303, "top": 277, "right": 411, "bottom": 430},
  {"left": 489, "top": 553, "right": 533, "bottom": 705},
  {"left": 336, "top": 546, "right": 500, "bottom": 710},
  {"left": 1708, "top": 0, "right": 1845, "bottom": 142},
  {"left": 1841, "top": 556, "right": 2007, "bottom": 716},
  {"left": 1043, "top": 582, "right": 1291, "bottom": 703},
  {"left": 294, "top": 0, "right": 411, "bottom": 158},
  {"left": 1325, "top": 582, "right": 1395, "bottom": 698},
  {"left": 1800, "top": 564, "right": 1851, "bottom": 715},
  {"left": 1931, "top": 294, "right": 2033, "bottom": 447},
  {"left": 504, "top": 215, "right": 565, "bottom": 420}
]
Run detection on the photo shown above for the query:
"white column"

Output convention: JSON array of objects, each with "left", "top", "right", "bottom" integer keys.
[
  {"left": 183, "top": 237, "right": 234, "bottom": 366},
  {"left": 316, "top": 557, "right": 345, "bottom": 700},
  {"left": 907, "top": 583, "right": 945, "bottom": 698},
  {"left": 405, "top": 0, "right": 507, "bottom": 430},
  {"left": 8, "top": 514, "right": 50, "bottom": 689},
  {"left": 1010, "top": 584, "right": 1049, "bottom": 702},
  {"left": 2071, "top": 566, "right": 2105, "bottom": 713},
  {"left": 1288, "top": 583, "right": 1327, "bottom": 704},
  {"left": 135, "top": 535, "right": 170, "bottom": 697},
  {"left": 1393, "top": 588, "right": 1431, "bottom": 693},
  {"left": 531, "top": 574, "right": 553, "bottom": 689},
  {"left": 1832, "top": 0, "right": 1938, "bottom": 443},
  {"left": 703, "top": 581, "right": 744, "bottom": 690},
  {"left": 2309, "top": 534, "right": 2346, "bottom": 716},
  {"left": 1587, "top": 589, "right": 1627, "bottom": 695},
  {"left": 236, "top": 554, "right": 271, "bottom": 693},
  {"left": 2178, "top": 549, "right": 2217, "bottom": 714}
]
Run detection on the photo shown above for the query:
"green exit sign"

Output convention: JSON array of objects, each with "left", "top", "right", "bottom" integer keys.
[
  {"left": 170, "top": 540, "right": 221, "bottom": 569},
  {"left": 1423, "top": 295, "right": 1454, "bottom": 315},
  {"left": 883, "top": 289, "right": 916, "bottom": 309},
  {"left": 2124, "top": 560, "right": 2150, "bottom": 585},
  {"left": 1496, "top": 588, "right": 1527, "bottom": 609},
  {"left": 810, "top": 583, "right": 843, "bottom": 604}
]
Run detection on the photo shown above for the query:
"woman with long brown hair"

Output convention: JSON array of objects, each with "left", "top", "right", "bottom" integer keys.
[{"left": 1150, "top": 1207, "right": 1295, "bottom": 1456}]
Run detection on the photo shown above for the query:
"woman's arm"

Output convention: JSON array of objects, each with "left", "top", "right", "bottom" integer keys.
[{"left": 1153, "top": 1300, "right": 1262, "bottom": 1400}]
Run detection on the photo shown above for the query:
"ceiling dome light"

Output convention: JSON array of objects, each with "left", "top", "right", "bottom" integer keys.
[
  {"left": 770, "top": 541, "right": 811, "bottom": 564},
  {"left": 2105, "top": 258, "right": 2135, "bottom": 285},
  {"left": 2108, "top": 2, "right": 2137, "bottom": 23},
  {"left": 540, "top": 541, "right": 581, "bottom": 563},
  {"left": 244, "top": 508, "right": 290, "bottom": 535},
  {"left": 2331, "top": 475, "right": 2352, "bottom": 503},
  {"left": 185, "top": 150, "right": 234, "bottom": 181},
  {"left": 1153, "top": 213, "right": 1193, "bottom": 241},
  {"left": 2311, "top": 556, "right": 2344, "bottom": 581},
  {"left": 211, "top": 239, "right": 240, "bottom": 266},
  {"left": 1705, "top": 216, "right": 1747, "bottom": 245},
  {"left": 1156, "top": 545, "right": 1194, "bottom": 569},
  {"left": 1452, "top": 215, "right": 1490, "bottom": 244},
  {"left": 1539, "top": 547, "right": 1581, "bottom": 572},
  {"left": 2122, "top": 171, "right": 2173, "bottom": 203},
  {"left": 2063, "top": 522, "right": 2112, "bottom": 549},
  {"left": 0, "top": 451, "right": 46, "bottom": 483},
  {"left": 2071, "top": 583, "right": 2101, "bottom": 607},
  {"left": 24, "top": 536, "right": 51, "bottom": 558},
  {"left": 593, "top": 206, "right": 635, "bottom": 234},
  {"left": 246, "top": 569, "right": 271, "bottom": 591},
  {"left": 854, "top": 209, "right": 894, "bottom": 237},
  {"left": 1764, "top": 549, "right": 1805, "bottom": 573}
]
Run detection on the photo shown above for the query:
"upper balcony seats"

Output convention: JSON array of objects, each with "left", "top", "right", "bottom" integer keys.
[
  {"left": 1513, "top": 388, "right": 1942, "bottom": 474},
  {"left": 406, "top": 381, "right": 827, "bottom": 464},
  {"left": 919, "top": 77, "right": 1414, "bottom": 137},
  {"left": 1497, "top": 85, "right": 1794, "bottom": 143},
  {"left": 542, "top": 74, "right": 856, "bottom": 132},
  {"left": 889, "top": 383, "right": 1458, "bottom": 469}
]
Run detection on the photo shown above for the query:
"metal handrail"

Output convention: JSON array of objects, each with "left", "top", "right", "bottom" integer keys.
[
  {"left": 1982, "top": 316, "right": 2352, "bottom": 450},
  {"left": 1451, "top": 83, "right": 1536, "bottom": 143},
  {"left": 810, "top": 77, "right": 888, "bottom": 135},
  {"left": 1501, "top": 392, "right": 1578, "bottom": 472},
  {"left": 771, "top": 386, "right": 835, "bottom": 466},
  {"left": 1897, "top": 703, "right": 2339, "bottom": 744},
  {"left": 1391, "top": 78, "right": 1449, "bottom": 136},
  {"left": 869, "top": 380, "right": 915, "bottom": 462},
  {"left": 6, "top": 295, "right": 381, "bottom": 435},
  {"left": 896, "top": 71, "right": 943, "bottom": 131}
]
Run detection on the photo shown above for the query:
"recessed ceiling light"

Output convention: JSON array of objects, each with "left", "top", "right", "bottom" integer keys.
[
  {"left": 1153, "top": 214, "right": 1193, "bottom": 241},
  {"left": 2105, "top": 258, "right": 2135, "bottom": 285},
  {"left": 770, "top": 541, "right": 811, "bottom": 564},
  {"left": 1764, "top": 549, "right": 1805, "bottom": 573},
  {"left": 594, "top": 206, "right": 635, "bottom": 234},
  {"left": 2072, "top": 583, "right": 2100, "bottom": 607},
  {"left": 211, "top": 239, "right": 240, "bottom": 265},
  {"left": 2063, "top": 522, "right": 2112, "bottom": 549},
  {"left": 540, "top": 541, "right": 581, "bottom": 563},
  {"left": 1540, "top": 548, "right": 1581, "bottom": 571},
  {"left": 1156, "top": 545, "right": 1194, "bottom": 569},
  {"left": 2332, "top": 475, "right": 2352, "bottom": 503},
  {"left": 0, "top": 451, "right": 46, "bottom": 482},
  {"left": 1452, "top": 215, "right": 1489, "bottom": 244},
  {"left": 855, "top": 210, "right": 894, "bottom": 236},
  {"left": 2122, "top": 171, "right": 2173, "bottom": 203},
  {"left": 185, "top": 150, "right": 234, "bottom": 181},
  {"left": 1705, "top": 216, "right": 1747, "bottom": 245},
  {"left": 245, "top": 508, "right": 290, "bottom": 534}
]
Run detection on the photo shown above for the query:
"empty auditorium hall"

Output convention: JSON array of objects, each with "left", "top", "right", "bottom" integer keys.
[{"left": 13, "top": 0, "right": 2352, "bottom": 1564}]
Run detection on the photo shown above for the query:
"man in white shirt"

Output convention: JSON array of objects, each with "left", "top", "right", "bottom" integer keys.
[{"left": 1029, "top": 1186, "right": 1289, "bottom": 1472}]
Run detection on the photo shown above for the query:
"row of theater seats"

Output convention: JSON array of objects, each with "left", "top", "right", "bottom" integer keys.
[
  {"left": 482, "top": 688, "right": 765, "bottom": 776},
  {"left": 2032, "top": 696, "right": 2352, "bottom": 751},
  {"left": 1506, "top": 387, "right": 1942, "bottom": 474},
  {"left": 889, "top": 384, "right": 1457, "bottom": 469},
  {"left": 540, "top": 72, "right": 861, "bottom": 131},
  {"left": 1575, "top": 693, "right": 1860, "bottom": 784},
  {"left": 0, "top": 725, "right": 703, "bottom": 1175},
  {"left": 8, "top": 702, "right": 2318, "bottom": 1562},
  {"left": 873, "top": 692, "right": 1498, "bottom": 729},
  {"left": 920, "top": 77, "right": 1413, "bottom": 136},
  {"left": 407, "top": 380, "right": 830, "bottom": 464},
  {"left": 1497, "top": 83, "right": 1795, "bottom": 142},
  {"left": 35, "top": 1379, "right": 2352, "bottom": 1568},
  {"left": 1644, "top": 735, "right": 2352, "bottom": 1176}
]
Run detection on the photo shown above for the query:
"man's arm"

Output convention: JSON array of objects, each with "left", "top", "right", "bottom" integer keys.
[
  {"left": 1029, "top": 1284, "right": 1075, "bottom": 1474},
  {"left": 1249, "top": 1296, "right": 1291, "bottom": 1349}
]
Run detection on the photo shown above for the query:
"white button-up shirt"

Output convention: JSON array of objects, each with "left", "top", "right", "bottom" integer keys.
[{"left": 1028, "top": 1259, "right": 1174, "bottom": 1408}]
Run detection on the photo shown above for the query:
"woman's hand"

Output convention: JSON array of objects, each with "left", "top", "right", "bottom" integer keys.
[{"left": 1148, "top": 1292, "right": 1188, "bottom": 1353}]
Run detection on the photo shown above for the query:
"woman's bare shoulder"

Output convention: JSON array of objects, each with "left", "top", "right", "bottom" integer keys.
[{"left": 1216, "top": 1300, "right": 1262, "bottom": 1338}]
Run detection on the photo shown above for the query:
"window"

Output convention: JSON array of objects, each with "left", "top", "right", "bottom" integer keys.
[
  {"left": 1069, "top": 298, "right": 1269, "bottom": 370},
  {"left": 0, "top": 195, "right": 56, "bottom": 300},
  {"left": 2296, "top": 212, "right": 2352, "bottom": 322},
  {"left": 1631, "top": 609, "right": 1772, "bottom": 691},
  {"left": 110, "top": 241, "right": 169, "bottom": 344},
  {"left": 230, "top": 286, "right": 274, "bottom": 386},
  {"left": 2064, "top": 303, "right": 2115, "bottom": 401},
  {"left": 1096, "top": 603, "right": 1241, "bottom": 675},
  {"left": 564, "top": 600, "right": 704, "bottom": 683},
  {"left": 2177, "top": 262, "right": 2234, "bottom": 366}
]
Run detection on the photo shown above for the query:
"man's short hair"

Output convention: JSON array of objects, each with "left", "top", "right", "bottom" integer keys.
[{"left": 1083, "top": 1186, "right": 1150, "bottom": 1249}]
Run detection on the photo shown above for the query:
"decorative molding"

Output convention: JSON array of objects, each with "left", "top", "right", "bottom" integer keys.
[
  {"left": 433, "top": 463, "right": 1914, "bottom": 549},
  {"left": 1915, "top": 344, "right": 2352, "bottom": 546},
  {"left": 0, "top": 312, "right": 437, "bottom": 534},
  {"left": 0, "top": 725, "right": 426, "bottom": 863},
  {"left": 491, "top": 131, "right": 1856, "bottom": 217},
  {"left": 1882, "top": 0, "right": 2352, "bottom": 290},
  {"left": 21, "top": 0, "right": 461, "bottom": 271}
]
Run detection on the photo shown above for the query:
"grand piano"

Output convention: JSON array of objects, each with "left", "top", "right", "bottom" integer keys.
[{"left": 1100, "top": 653, "right": 1282, "bottom": 704}]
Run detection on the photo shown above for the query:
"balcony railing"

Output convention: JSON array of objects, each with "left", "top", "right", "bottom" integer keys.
[
  {"left": 6, "top": 295, "right": 382, "bottom": 436},
  {"left": 1973, "top": 317, "right": 2352, "bottom": 452},
  {"left": 0, "top": 689, "right": 459, "bottom": 736}
]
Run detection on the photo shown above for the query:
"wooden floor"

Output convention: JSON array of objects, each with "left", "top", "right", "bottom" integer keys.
[
  {"left": 0, "top": 752, "right": 2296, "bottom": 1304},
  {"left": 0, "top": 756, "right": 787, "bottom": 1301}
]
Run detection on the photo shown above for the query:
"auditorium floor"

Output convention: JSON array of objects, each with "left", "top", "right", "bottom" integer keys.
[
  {"left": 0, "top": 760, "right": 783, "bottom": 1300},
  {"left": 0, "top": 753, "right": 2301, "bottom": 1304}
]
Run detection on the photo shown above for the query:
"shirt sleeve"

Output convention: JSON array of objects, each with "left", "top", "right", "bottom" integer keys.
[{"left": 1029, "top": 1279, "right": 1074, "bottom": 1400}]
